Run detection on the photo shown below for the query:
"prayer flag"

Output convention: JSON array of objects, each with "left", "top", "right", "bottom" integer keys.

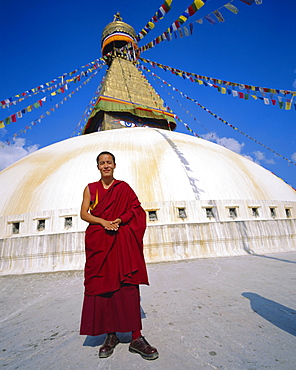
[
  {"left": 213, "top": 10, "right": 225, "bottom": 22},
  {"left": 179, "top": 14, "right": 189, "bottom": 24},
  {"left": 204, "top": 15, "right": 216, "bottom": 24},
  {"left": 183, "top": 26, "right": 189, "bottom": 36},
  {"left": 239, "top": 0, "right": 255, "bottom": 4},
  {"left": 224, "top": 3, "right": 239, "bottom": 14},
  {"left": 148, "top": 21, "right": 155, "bottom": 29},
  {"left": 285, "top": 101, "right": 291, "bottom": 110}
]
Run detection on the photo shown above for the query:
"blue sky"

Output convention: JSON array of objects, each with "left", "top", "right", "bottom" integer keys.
[{"left": 1, "top": 0, "right": 295, "bottom": 189}]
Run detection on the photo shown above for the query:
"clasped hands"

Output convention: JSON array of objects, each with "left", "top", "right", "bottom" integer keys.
[{"left": 101, "top": 218, "right": 122, "bottom": 231}]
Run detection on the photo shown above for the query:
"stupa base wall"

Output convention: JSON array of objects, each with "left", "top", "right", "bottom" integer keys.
[{"left": 0, "top": 219, "right": 295, "bottom": 276}]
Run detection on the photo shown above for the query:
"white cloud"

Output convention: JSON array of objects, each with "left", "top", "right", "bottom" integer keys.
[
  {"left": 202, "top": 132, "right": 276, "bottom": 165},
  {"left": 253, "top": 151, "right": 276, "bottom": 165},
  {"left": 0, "top": 138, "right": 39, "bottom": 171},
  {"left": 202, "top": 132, "right": 245, "bottom": 154}
]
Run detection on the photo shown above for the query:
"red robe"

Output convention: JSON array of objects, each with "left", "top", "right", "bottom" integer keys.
[
  {"left": 84, "top": 179, "right": 149, "bottom": 295},
  {"left": 80, "top": 180, "right": 149, "bottom": 335}
]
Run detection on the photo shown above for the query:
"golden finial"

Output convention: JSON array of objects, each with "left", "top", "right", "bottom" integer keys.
[{"left": 113, "top": 12, "right": 122, "bottom": 22}]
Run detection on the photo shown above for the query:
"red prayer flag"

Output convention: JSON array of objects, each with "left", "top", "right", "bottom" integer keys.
[
  {"left": 239, "top": 0, "right": 255, "bottom": 4},
  {"left": 188, "top": 5, "right": 196, "bottom": 16}
]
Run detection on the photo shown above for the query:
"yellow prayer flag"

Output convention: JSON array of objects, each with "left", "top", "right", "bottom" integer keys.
[
  {"left": 148, "top": 22, "right": 155, "bottom": 29},
  {"left": 27, "top": 105, "right": 33, "bottom": 112},
  {"left": 221, "top": 87, "right": 226, "bottom": 94},
  {"left": 51, "top": 92, "right": 56, "bottom": 96},
  {"left": 194, "top": 0, "right": 205, "bottom": 10},
  {"left": 179, "top": 15, "right": 187, "bottom": 23},
  {"left": 285, "top": 102, "right": 291, "bottom": 110},
  {"left": 0, "top": 121, "right": 5, "bottom": 128}
]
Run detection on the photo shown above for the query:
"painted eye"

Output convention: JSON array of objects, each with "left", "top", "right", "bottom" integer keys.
[{"left": 119, "top": 120, "right": 136, "bottom": 128}]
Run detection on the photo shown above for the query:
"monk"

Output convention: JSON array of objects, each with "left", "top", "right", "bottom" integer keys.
[{"left": 80, "top": 151, "right": 158, "bottom": 360}]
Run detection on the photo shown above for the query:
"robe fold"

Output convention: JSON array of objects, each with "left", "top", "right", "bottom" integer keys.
[{"left": 80, "top": 180, "right": 148, "bottom": 336}]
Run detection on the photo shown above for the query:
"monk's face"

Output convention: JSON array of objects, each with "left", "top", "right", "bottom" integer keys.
[{"left": 97, "top": 154, "right": 116, "bottom": 179}]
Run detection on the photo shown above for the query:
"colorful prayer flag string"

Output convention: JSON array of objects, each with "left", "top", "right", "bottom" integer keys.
[
  {"left": 2, "top": 71, "right": 98, "bottom": 144},
  {"left": 0, "top": 63, "right": 105, "bottom": 128},
  {"left": 139, "top": 62, "right": 296, "bottom": 166},
  {"left": 136, "top": 0, "right": 173, "bottom": 41},
  {"left": 138, "top": 0, "right": 261, "bottom": 53},
  {"left": 139, "top": 0, "right": 207, "bottom": 52},
  {"left": 71, "top": 75, "right": 106, "bottom": 137},
  {"left": 0, "top": 59, "right": 104, "bottom": 109},
  {"left": 139, "top": 57, "right": 296, "bottom": 110}
]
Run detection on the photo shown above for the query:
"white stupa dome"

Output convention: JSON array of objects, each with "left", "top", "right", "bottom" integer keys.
[
  {"left": 1, "top": 128, "right": 295, "bottom": 216},
  {"left": 0, "top": 128, "right": 295, "bottom": 275}
]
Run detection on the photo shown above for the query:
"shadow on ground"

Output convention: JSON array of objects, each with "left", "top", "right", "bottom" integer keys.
[{"left": 242, "top": 292, "right": 296, "bottom": 337}]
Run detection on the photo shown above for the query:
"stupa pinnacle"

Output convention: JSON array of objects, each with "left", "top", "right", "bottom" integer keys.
[{"left": 83, "top": 14, "right": 176, "bottom": 133}]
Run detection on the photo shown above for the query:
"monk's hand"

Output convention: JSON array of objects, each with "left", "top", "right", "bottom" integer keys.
[
  {"left": 112, "top": 218, "right": 122, "bottom": 226},
  {"left": 101, "top": 219, "right": 119, "bottom": 231},
  {"left": 108, "top": 218, "right": 122, "bottom": 231}
]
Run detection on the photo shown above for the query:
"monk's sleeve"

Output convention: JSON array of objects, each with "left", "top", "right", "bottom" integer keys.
[{"left": 119, "top": 186, "right": 143, "bottom": 225}]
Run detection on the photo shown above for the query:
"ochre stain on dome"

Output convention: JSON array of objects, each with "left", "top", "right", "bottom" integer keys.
[
  {"left": 2, "top": 148, "right": 81, "bottom": 215},
  {"left": 1, "top": 128, "right": 295, "bottom": 218}
]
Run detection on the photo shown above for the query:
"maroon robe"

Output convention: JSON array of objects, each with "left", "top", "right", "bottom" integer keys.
[{"left": 80, "top": 180, "right": 149, "bottom": 335}]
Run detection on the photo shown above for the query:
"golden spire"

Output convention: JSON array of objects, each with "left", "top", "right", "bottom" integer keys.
[{"left": 82, "top": 17, "right": 176, "bottom": 134}]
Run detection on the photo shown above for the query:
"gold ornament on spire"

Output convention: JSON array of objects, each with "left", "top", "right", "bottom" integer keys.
[{"left": 113, "top": 12, "right": 122, "bottom": 22}]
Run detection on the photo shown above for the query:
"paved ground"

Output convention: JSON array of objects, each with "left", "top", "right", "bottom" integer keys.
[{"left": 1, "top": 252, "right": 296, "bottom": 369}]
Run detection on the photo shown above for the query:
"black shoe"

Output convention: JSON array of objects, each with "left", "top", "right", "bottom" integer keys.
[
  {"left": 99, "top": 333, "right": 119, "bottom": 358},
  {"left": 129, "top": 336, "right": 159, "bottom": 360}
]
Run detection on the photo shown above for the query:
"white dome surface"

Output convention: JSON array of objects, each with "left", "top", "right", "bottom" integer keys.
[{"left": 0, "top": 127, "right": 295, "bottom": 217}]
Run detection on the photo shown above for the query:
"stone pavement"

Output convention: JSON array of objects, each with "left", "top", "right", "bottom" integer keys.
[{"left": 1, "top": 252, "right": 296, "bottom": 369}]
